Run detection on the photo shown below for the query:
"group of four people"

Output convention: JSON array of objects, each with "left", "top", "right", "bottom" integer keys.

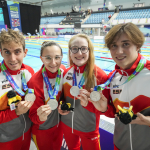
[{"left": 0, "top": 22, "right": 150, "bottom": 150}]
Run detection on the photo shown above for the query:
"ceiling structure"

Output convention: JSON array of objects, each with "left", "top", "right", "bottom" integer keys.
[{"left": 8, "top": 0, "right": 92, "bottom": 7}]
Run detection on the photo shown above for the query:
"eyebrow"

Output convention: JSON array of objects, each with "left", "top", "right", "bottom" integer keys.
[
  {"left": 44, "top": 55, "right": 61, "bottom": 57},
  {"left": 112, "top": 40, "right": 130, "bottom": 44},
  {"left": 3, "top": 48, "right": 22, "bottom": 51}
]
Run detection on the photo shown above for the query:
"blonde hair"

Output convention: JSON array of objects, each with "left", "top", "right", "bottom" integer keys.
[
  {"left": 105, "top": 23, "right": 145, "bottom": 52},
  {"left": 0, "top": 28, "right": 25, "bottom": 50},
  {"left": 68, "top": 34, "right": 95, "bottom": 90}
]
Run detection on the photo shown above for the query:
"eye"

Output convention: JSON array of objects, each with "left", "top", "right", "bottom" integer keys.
[
  {"left": 5, "top": 51, "right": 10, "bottom": 55},
  {"left": 46, "top": 57, "right": 51, "bottom": 60},
  {"left": 81, "top": 47, "right": 87, "bottom": 51},
  {"left": 55, "top": 56, "right": 60, "bottom": 60},
  {"left": 123, "top": 43, "right": 129, "bottom": 47},
  {"left": 111, "top": 44, "right": 117, "bottom": 48},
  {"left": 15, "top": 50, "right": 21, "bottom": 55},
  {"left": 72, "top": 47, "right": 78, "bottom": 50}
]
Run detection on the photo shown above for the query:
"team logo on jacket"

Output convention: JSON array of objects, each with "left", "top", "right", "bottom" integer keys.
[
  {"left": 1, "top": 79, "right": 12, "bottom": 90},
  {"left": 113, "top": 84, "right": 122, "bottom": 94},
  {"left": 2, "top": 83, "right": 12, "bottom": 90},
  {"left": 66, "top": 76, "right": 73, "bottom": 80}
]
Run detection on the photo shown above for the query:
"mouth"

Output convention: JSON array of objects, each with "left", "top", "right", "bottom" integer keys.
[
  {"left": 75, "top": 57, "right": 84, "bottom": 60},
  {"left": 49, "top": 66, "right": 57, "bottom": 69},
  {"left": 10, "top": 62, "right": 18, "bottom": 66},
  {"left": 116, "top": 56, "right": 126, "bottom": 60}
]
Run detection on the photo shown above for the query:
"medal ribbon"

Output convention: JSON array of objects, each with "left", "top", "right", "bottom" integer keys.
[
  {"left": 72, "top": 67, "right": 86, "bottom": 89},
  {"left": 1, "top": 60, "right": 34, "bottom": 96},
  {"left": 42, "top": 66, "right": 61, "bottom": 100},
  {"left": 94, "top": 56, "right": 146, "bottom": 91}
]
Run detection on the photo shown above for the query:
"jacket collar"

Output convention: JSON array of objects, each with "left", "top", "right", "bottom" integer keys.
[
  {"left": 115, "top": 53, "right": 141, "bottom": 76},
  {"left": 4, "top": 61, "right": 25, "bottom": 75},
  {"left": 73, "top": 63, "right": 86, "bottom": 73},
  {"left": 42, "top": 65, "right": 58, "bottom": 78}
]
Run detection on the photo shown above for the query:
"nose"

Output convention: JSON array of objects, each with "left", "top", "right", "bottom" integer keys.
[
  {"left": 116, "top": 46, "right": 124, "bottom": 55},
  {"left": 51, "top": 58, "right": 56, "bottom": 65},
  {"left": 10, "top": 53, "right": 16, "bottom": 61},
  {"left": 77, "top": 48, "right": 82, "bottom": 55}
]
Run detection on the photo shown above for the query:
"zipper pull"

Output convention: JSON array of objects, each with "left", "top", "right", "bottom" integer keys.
[
  {"left": 77, "top": 67, "right": 79, "bottom": 76},
  {"left": 120, "top": 75, "right": 124, "bottom": 81}
]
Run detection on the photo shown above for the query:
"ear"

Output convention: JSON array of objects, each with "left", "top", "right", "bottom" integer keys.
[
  {"left": 40, "top": 56, "right": 44, "bottom": 64},
  {"left": 0, "top": 49, "right": 3, "bottom": 57},
  {"left": 136, "top": 46, "right": 140, "bottom": 53},
  {"left": 24, "top": 49, "right": 28, "bottom": 57}
]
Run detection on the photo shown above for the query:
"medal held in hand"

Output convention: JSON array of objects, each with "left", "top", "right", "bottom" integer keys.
[
  {"left": 70, "top": 86, "right": 80, "bottom": 97},
  {"left": 70, "top": 68, "right": 85, "bottom": 97},
  {"left": 90, "top": 91, "right": 101, "bottom": 102},
  {"left": 47, "top": 99, "right": 58, "bottom": 110},
  {"left": 42, "top": 66, "right": 61, "bottom": 110},
  {"left": 25, "top": 93, "right": 35, "bottom": 102}
]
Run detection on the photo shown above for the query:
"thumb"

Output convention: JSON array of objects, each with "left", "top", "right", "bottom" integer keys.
[
  {"left": 100, "top": 92, "right": 107, "bottom": 101},
  {"left": 137, "top": 112, "right": 145, "bottom": 121},
  {"left": 90, "top": 88, "right": 94, "bottom": 92}
]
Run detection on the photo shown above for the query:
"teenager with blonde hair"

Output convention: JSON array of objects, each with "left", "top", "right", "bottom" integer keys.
[{"left": 59, "top": 34, "right": 107, "bottom": 150}]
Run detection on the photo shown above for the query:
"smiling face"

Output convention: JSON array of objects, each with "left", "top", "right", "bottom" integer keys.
[
  {"left": 69, "top": 37, "right": 89, "bottom": 67},
  {"left": 110, "top": 33, "right": 139, "bottom": 70},
  {"left": 40, "top": 45, "right": 62, "bottom": 73},
  {"left": 0, "top": 41, "right": 27, "bottom": 71}
]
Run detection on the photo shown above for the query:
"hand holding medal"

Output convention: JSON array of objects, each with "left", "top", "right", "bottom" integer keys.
[{"left": 89, "top": 88, "right": 108, "bottom": 112}]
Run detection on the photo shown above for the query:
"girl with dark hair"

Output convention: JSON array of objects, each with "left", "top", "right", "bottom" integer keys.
[{"left": 28, "top": 41, "right": 65, "bottom": 150}]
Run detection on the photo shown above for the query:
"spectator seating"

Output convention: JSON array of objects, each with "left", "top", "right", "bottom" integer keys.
[
  {"left": 115, "top": 9, "right": 150, "bottom": 20},
  {"left": 84, "top": 12, "right": 114, "bottom": 24}
]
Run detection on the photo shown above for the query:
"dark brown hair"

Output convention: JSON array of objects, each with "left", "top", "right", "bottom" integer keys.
[{"left": 40, "top": 41, "right": 63, "bottom": 56}]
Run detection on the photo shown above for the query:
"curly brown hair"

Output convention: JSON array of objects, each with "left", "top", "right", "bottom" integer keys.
[{"left": 0, "top": 28, "right": 25, "bottom": 51}]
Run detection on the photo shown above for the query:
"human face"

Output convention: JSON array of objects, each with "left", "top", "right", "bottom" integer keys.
[
  {"left": 0, "top": 41, "right": 27, "bottom": 71},
  {"left": 110, "top": 33, "right": 139, "bottom": 70},
  {"left": 40, "top": 45, "right": 62, "bottom": 73},
  {"left": 70, "top": 37, "right": 89, "bottom": 67}
]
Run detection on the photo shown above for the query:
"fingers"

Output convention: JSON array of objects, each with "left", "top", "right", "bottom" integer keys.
[
  {"left": 100, "top": 92, "right": 107, "bottom": 102},
  {"left": 137, "top": 113, "right": 145, "bottom": 120},
  {"left": 17, "top": 101, "right": 34, "bottom": 111},
  {"left": 58, "top": 105, "right": 70, "bottom": 115},
  {"left": 77, "top": 93, "right": 88, "bottom": 107},
  {"left": 90, "top": 88, "right": 94, "bottom": 92},
  {"left": 79, "top": 89, "right": 90, "bottom": 97},
  {"left": 37, "top": 105, "right": 51, "bottom": 116},
  {"left": 37, "top": 105, "right": 51, "bottom": 121},
  {"left": 115, "top": 114, "right": 120, "bottom": 120}
]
